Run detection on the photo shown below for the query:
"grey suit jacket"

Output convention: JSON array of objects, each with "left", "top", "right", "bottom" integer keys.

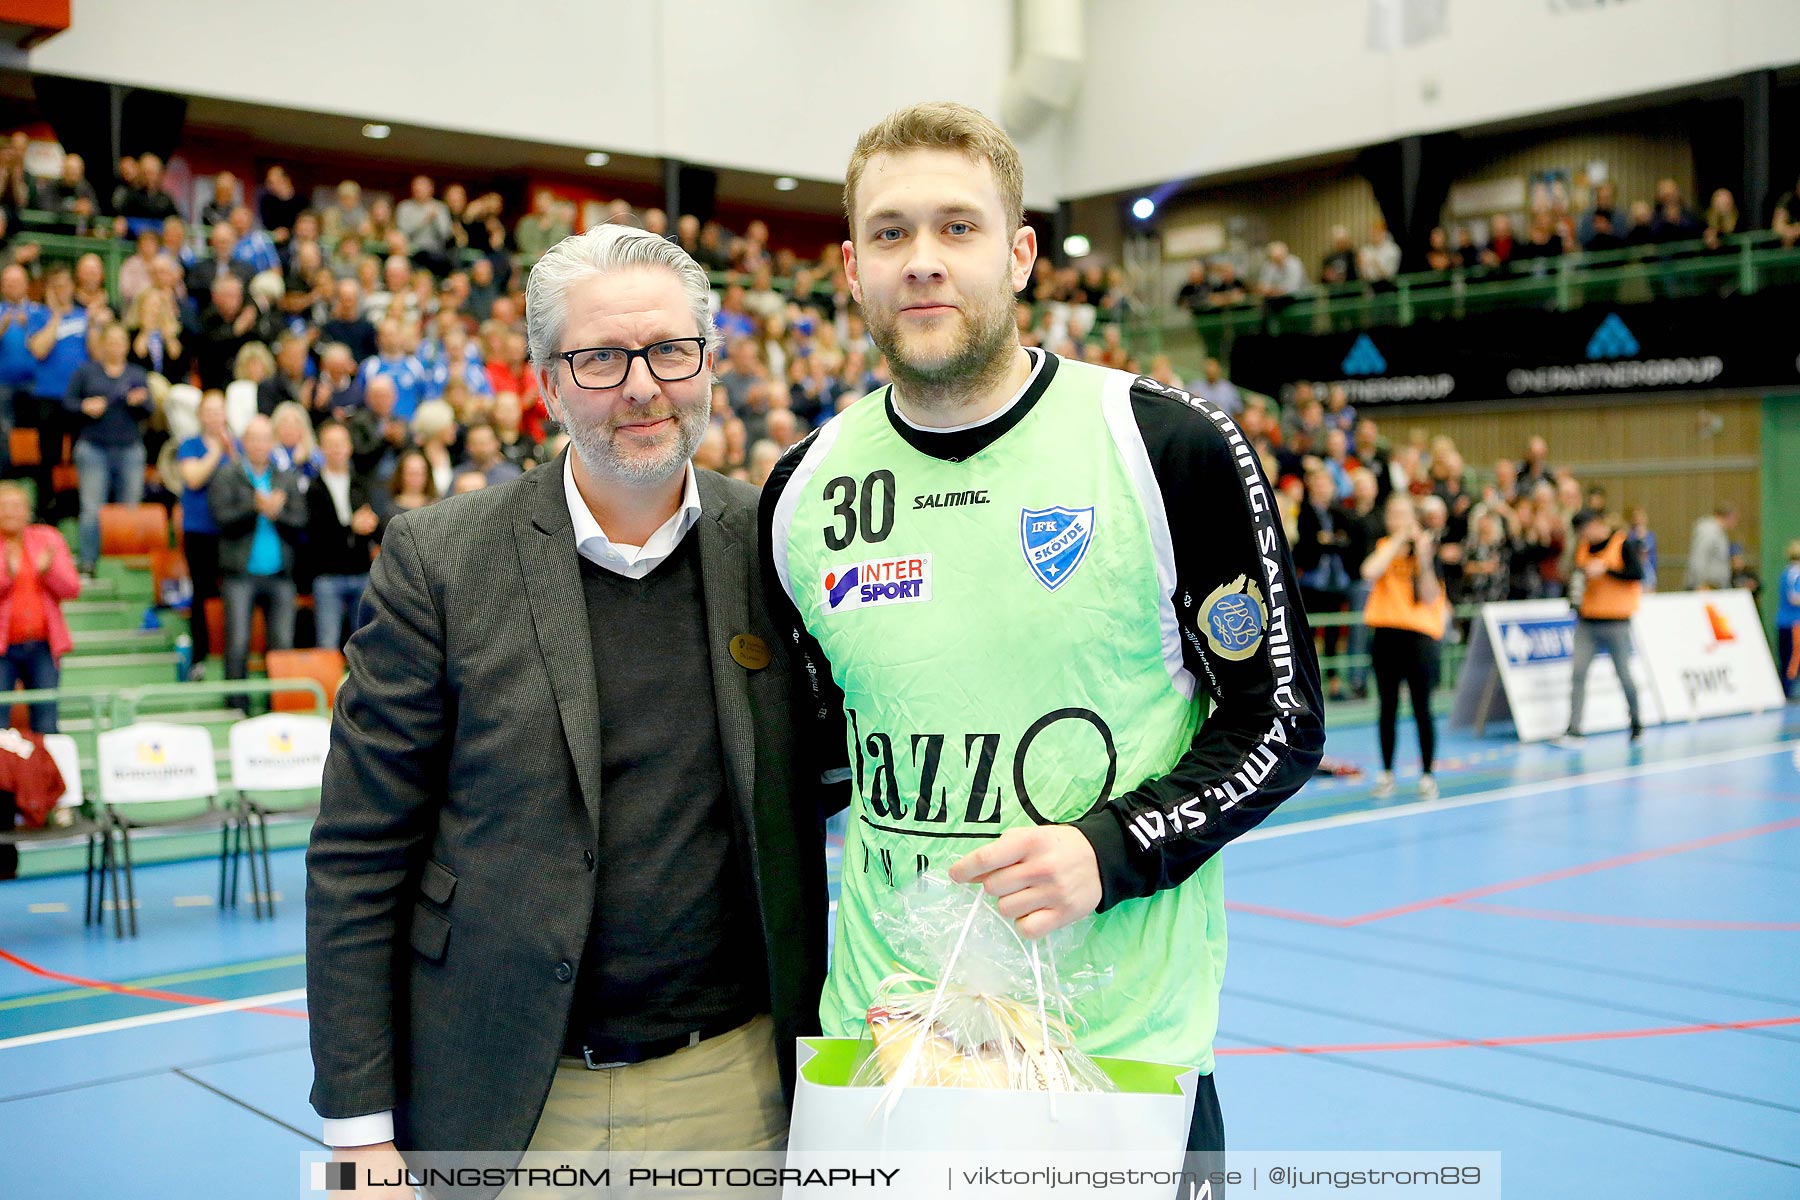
[{"left": 305, "top": 453, "right": 829, "bottom": 1171}]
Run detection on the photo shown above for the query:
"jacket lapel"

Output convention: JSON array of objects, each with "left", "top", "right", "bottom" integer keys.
[
  {"left": 515, "top": 454, "right": 603, "bottom": 836},
  {"left": 694, "top": 473, "right": 757, "bottom": 820}
]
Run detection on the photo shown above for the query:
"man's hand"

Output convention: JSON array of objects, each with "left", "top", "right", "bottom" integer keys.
[
  {"left": 126, "top": 386, "right": 149, "bottom": 407},
  {"left": 256, "top": 489, "right": 287, "bottom": 519},
  {"left": 330, "top": 1142, "right": 413, "bottom": 1200},
  {"left": 351, "top": 505, "right": 379, "bottom": 537},
  {"left": 947, "top": 825, "right": 1102, "bottom": 939},
  {"left": 80, "top": 396, "right": 107, "bottom": 419}
]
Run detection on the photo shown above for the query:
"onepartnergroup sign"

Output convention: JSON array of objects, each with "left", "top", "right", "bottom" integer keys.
[{"left": 1230, "top": 294, "right": 1800, "bottom": 407}]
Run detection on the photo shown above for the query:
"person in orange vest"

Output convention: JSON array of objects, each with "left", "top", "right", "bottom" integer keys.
[
  {"left": 1551, "top": 509, "right": 1645, "bottom": 748},
  {"left": 1361, "top": 494, "right": 1449, "bottom": 800}
]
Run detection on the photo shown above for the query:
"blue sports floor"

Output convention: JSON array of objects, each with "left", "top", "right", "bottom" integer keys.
[{"left": 2, "top": 709, "right": 1797, "bottom": 1198}]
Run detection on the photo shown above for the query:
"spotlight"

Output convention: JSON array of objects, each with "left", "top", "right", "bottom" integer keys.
[
  {"left": 773, "top": 177, "right": 799, "bottom": 192},
  {"left": 1062, "top": 234, "right": 1091, "bottom": 258},
  {"left": 584, "top": 151, "right": 611, "bottom": 167},
  {"left": 361, "top": 124, "right": 391, "bottom": 140},
  {"left": 1131, "top": 197, "right": 1155, "bottom": 221}
]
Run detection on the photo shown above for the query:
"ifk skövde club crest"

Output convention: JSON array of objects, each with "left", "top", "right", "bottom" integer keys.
[{"left": 1020, "top": 505, "right": 1096, "bottom": 591}]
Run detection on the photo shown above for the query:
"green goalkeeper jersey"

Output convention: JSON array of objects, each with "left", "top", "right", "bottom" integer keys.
[{"left": 760, "top": 350, "right": 1324, "bottom": 1072}]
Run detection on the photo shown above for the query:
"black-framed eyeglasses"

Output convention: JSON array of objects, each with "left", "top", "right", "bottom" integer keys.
[{"left": 557, "top": 337, "right": 708, "bottom": 390}]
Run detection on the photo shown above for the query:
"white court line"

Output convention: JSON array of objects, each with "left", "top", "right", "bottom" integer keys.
[
  {"left": 0, "top": 987, "right": 306, "bottom": 1052},
  {"left": 1241, "top": 740, "right": 1795, "bottom": 842}
]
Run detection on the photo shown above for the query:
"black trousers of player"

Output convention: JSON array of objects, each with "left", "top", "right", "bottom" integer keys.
[
  {"left": 1372, "top": 627, "right": 1441, "bottom": 773},
  {"left": 1181, "top": 1072, "right": 1227, "bottom": 1197},
  {"left": 1188, "top": 1072, "right": 1223, "bottom": 1151}
]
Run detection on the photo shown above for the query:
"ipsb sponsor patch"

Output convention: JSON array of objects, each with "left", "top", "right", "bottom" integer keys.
[
  {"left": 821, "top": 555, "right": 932, "bottom": 613},
  {"left": 1201, "top": 574, "right": 1268, "bottom": 661}
]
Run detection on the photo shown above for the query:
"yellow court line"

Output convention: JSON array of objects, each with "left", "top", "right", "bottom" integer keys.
[{"left": 0, "top": 953, "right": 306, "bottom": 1013}]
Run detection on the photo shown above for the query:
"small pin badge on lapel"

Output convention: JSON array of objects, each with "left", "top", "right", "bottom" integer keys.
[{"left": 730, "top": 634, "right": 771, "bottom": 671}]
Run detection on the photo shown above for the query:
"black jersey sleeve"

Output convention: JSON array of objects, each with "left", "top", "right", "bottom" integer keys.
[
  {"left": 758, "top": 433, "right": 854, "bottom": 817},
  {"left": 1070, "top": 379, "right": 1326, "bottom": 910}
]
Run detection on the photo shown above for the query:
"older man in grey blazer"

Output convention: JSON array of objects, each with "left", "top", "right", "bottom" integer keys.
[{"left": 307, "top": 225, "right": 830, "bottom": 1199}]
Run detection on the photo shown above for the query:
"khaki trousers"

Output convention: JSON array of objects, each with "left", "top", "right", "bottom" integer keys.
[{"left": 499, "top": 1015, "right": 787, "bottom": 1198}]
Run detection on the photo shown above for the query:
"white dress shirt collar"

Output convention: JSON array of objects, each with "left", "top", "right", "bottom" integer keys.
[{"left": 562, "top": 452, "right": 704, "bottom": 579}]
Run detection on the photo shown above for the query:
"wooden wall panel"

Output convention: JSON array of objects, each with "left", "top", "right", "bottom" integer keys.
[
  {"left": 1156, "top": 164, "right": 1381, "bottom": 292},
  {"left": 1451, "top": 110, "right": 1699, "bottom": 228}
]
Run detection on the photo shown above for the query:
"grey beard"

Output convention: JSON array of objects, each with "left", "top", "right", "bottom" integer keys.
[{"left": 562, "top": 399, "right": 709, "bottom": 489}]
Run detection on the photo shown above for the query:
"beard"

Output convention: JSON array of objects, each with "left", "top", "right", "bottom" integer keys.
[
  {"left": 558, "top": 384, "right": 711, "bottom": 489},
  {"left": 864, "top": 274, "right": 1019, "bottom": 415}
]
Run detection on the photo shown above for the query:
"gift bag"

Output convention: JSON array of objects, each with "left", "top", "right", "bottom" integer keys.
[
  {"left": 785, "top": 1039, "right": 1197, "bottom": 1198},
  {"left": 784, "top": 877, "right": 1197, "bottom": 1198}
]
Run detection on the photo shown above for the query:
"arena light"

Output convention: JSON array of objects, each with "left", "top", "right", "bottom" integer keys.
[
  {"left": 584, "top": 151, "right": 611, "bottom": 168},
  {"left": 1131, "top": 196, "right": 1155, "bottom": 221},
  {"left": 773, "top": 176, "right": 799, "bottom": 192},
  {"left": 361, "top": 124, "right": 391, "bottom": 140},
  {"left": 1062, "top": 234, "right": 1091, "bottom": 258}
]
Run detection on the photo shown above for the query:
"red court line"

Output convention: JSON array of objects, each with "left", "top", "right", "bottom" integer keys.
[
  {"left": 1220, "top": 900, "right": 1353, "bottom": 928},
  {"left": 1344, "top": 815, "right": 1800, "bottom": 925},
  {"left": 0, "top": 947, "right": 308, "bottom": 1019},
  {"left": 1215, "top": 1012, "right": 1800, "bottom": 1058},
  {"left": 1227, "top": 815, "right": 1800, "bottom": 928},
  {"left": 1451, "top": 902, "right": 1800, "bottom": 932}
]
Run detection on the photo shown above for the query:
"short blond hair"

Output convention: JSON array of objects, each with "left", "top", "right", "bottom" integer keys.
[{"left": 843, "top": 102, "right": 1024, "bottom": 237}]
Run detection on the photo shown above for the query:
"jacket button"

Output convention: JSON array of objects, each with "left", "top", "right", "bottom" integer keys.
[
  {"left": 583, "top": 850, "right": 594, "bottom": 870},
  {"left": 554, "top": 960, "right": 573, "bottom": 983}
]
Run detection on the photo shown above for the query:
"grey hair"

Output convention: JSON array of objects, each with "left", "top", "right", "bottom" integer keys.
[
  {"left": 525, "top": 224, "right": 718, "bottom": 376},
  {"left": 411, "top": 398, "right": 457, "bottom": 444}
]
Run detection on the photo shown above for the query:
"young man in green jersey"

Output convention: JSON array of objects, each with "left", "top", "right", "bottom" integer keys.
[{"left": 760, "top": 102, "right": 1326, "bottom": 1153}]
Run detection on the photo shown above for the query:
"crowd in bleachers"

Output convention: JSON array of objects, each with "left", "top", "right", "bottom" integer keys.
[
  {"left": 0, "top": 152, "right": 657, "bottom": 688},
  {"left": 1215, "top": 371, "right": 1768, "bottom": 702},
  {"left": 0, "top": 146, "right": 1055, "bottom": 695},
  {"left": 1175, "top": 174, "right": 1800, "bottom": 311},
  {"left": 0, "top": 140, "right": 1782, "bottom": 717}
]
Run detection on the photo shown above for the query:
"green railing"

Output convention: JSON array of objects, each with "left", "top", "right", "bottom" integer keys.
[
  {"left": 1159, "top": 230, "right": 1800, "bottom": 369},
  {"left": 13, "top": 229, "right": 131, "bottom": 308},
  {"left": 1, "top": 686, "right": 111, "bottom": 730},
  {"left": 1306, "top": 604, "right": 1480, "bottom": 691},
  {"left": 111, "top": 678, "right": 329, "bottom": 726}
]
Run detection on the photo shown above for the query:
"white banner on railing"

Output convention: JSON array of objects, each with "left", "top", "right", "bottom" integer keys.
[
  {"left": 1633, "top": 590, "right": 1785, "bottom": 721},
  {"left": 1452, "top": 599, "right": 1643, "bottom": 742},
  {"left": 1453, "top": 591, "right": 1779, "bottom": 742}
]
